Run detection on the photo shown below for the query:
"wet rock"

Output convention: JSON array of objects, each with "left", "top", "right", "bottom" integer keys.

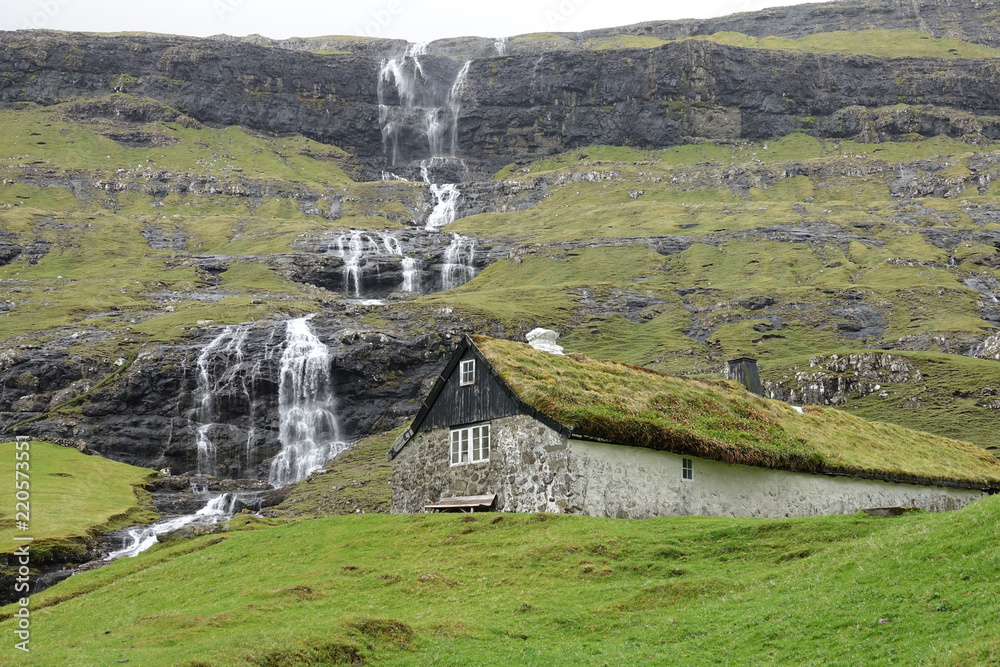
[{"left": 13, "top": 394, "right": 48, "bottom": 412}]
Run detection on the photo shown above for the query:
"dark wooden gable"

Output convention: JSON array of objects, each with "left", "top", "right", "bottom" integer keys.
[
  {"left": 419, "top": 345, "right": 520, "bottom": 430},
  {"left": 388, "top": 336, "right": 571, "bottom": 460}
]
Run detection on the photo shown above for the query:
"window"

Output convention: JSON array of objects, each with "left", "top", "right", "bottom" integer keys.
[
  {"left": 460, "top": 359, "right": 476, "bottom": 386},
  {"left": 450, "top": 423, "right": 490, "bottom": 465},
  {"left": 682, "top": 458, "right": 693, "bottom": 481}
]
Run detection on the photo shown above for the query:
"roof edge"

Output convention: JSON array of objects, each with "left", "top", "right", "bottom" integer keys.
[
  {"left": 565, "top": 432, "right": 1000, "bottom": 491},
  {"left": 388, "top": 336, "right": 472, "bottom": 461},
  {"left": 388, "top": 336, "right": 574, "bottom": 460}
]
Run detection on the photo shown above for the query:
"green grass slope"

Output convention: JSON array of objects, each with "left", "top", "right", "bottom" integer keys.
[
  {"left": 527, "top": 28, "right": 1000, "bottom": 59},
  {"left": 263, "top": 429, "right": 398, "bottom": 519},
  {"left": 0, "top": 441, "right": 156, "bottom": 561},
  {"left": 3, "top": 496, "right": 998, "bottom": 665}
]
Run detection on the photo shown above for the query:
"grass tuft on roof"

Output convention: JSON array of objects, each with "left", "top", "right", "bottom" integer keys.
[{"left": 473, "top": 337, "right": 1000, "bottom": 487}]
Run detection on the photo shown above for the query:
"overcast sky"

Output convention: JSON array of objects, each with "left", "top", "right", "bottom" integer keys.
[{"left": 4, "top": 0, "right": 828, "bottom": 42}]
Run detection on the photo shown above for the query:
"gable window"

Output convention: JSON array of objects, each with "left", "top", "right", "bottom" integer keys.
[
  {"left": 450, "top": 423, "right": 490, "bottom": 465},
  {"left": 460, "top": 359, "right": 476, "bottom": 386},
  {"left": 682, "top": 458, "right": 693, "bottom": 481}
]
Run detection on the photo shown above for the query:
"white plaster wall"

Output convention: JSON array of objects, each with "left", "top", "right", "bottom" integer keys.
[{"left": 567, "top": 439, "right": 986, "bottom": 519}]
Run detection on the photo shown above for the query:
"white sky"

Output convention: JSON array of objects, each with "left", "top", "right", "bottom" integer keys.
[{"left": 3, "top": 0, "right": 828, "bottom": 43}]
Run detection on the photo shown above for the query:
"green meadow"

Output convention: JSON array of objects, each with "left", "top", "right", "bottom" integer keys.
[{"left": 1, "top": 495, "right": 997, "bottom": 665}]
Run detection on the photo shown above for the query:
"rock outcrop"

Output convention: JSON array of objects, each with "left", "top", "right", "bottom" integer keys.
[
  {"left": 764, "top": 352, "right": 922, "bottom": 405},
  {"left": 6, "top": 4, "right": 1000, "bottom": 179}
]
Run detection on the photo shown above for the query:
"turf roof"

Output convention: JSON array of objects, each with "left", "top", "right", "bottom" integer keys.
[{"left": 472, "top": 336, "right": 1000, "bottom": 489}]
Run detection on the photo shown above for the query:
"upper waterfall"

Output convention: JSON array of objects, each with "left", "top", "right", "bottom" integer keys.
[
  {"left": 378, "top": 45, "right": 471, "bottom": 165},
  {"left": 378, "top": 44, "right": 472, "bottom": 230}
]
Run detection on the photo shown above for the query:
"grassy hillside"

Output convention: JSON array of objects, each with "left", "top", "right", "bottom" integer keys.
[
  {"left": 0, "top": 441, "right": 156, "bottom": 561},
  {"left": 5, "top": 110, "right": 1000, "bottom": 452},
  {"left": 2, "top": 496, "right": 997, "bottom": 665},
  {"left": 263, "top": 429, "right": 398, "bottom": 519},
  {"left": 534, "top": 28, "right": 1000, "bottom": 59}
]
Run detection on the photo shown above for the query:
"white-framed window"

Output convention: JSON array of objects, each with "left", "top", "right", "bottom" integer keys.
[
  {"left": 682, "top": 457, "right": 693, "bottom": 482},
  {"left": 460, "top": 359, "right": 476, "bottom": 386},
  {"left": 450, "top": 423, "right": 490, "bottom": 465}
]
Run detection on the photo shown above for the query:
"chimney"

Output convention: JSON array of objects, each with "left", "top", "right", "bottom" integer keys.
[{"left": 727, "top": 357, "right": 763, "bottom": 396}]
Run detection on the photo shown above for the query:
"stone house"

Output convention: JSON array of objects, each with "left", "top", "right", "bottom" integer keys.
[{"left": 389, "top": 336, "right": 1000, "bottom": 518}]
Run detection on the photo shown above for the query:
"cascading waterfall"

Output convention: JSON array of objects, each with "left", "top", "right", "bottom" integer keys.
[
  {"left": 494, "top": 36, "right": 508, "bottom": 56},
  {"left": 334, "top": 231, "right": 419, "bottom": 296},
  {"left": 447, "top": 61, "right": 472, "bottom": 153},
  {"left": 193, "top": 324, "right": 253, "bottom": 476},
  {"left": 402, "top": 257, "right": 418, "bottom": 292},
  {"left": 441, "top": 233, "right": 477, "bottom": 290},
  {"left": 377, "top": 42, "right": 471, "bottom": 230},
  {"left": 268, "top": 317, "right": 347, "bottom": 488},
  {"left": 107, "top": 317, "right": 341, "bottom": 561},
  {"left": 426, "top": 183, "right": 460, "bottom": 231}
]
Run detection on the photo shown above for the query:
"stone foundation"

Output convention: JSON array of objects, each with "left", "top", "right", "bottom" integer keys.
[{"left": 391, "top": 414, "right": 570, "bottom": 513}]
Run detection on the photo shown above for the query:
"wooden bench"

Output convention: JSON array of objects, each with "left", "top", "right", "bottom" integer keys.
[{"left": 424, "top": 494, "right": 497, "bottom": 513}]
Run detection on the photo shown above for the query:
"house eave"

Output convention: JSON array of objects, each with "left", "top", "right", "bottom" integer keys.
[
  {"left": 388, "top": 335, "right": 573, "bottom": 461},
  {"left": 563, "top": 433, "right": 999, "bottom": 492}
]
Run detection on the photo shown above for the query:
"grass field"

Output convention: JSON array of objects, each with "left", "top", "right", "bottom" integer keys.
[
  {"left": 0, "top": 441, "right": 156, "bottom": 561},
  {"left": 521, "top": 28, "right": 1000, "bottom": 59},
  {"left": 1, "top": 494, "right": 997, "bottom": 665}
]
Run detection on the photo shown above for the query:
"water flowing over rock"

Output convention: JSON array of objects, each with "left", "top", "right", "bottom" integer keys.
[
  {"left": 192, "top": 324, "right": 271, "bottom": 477},
  {"left": 401, "top": 257, "right": 419, "bottom": 292},
  {"left": 269, "top": 317, "right": 347, "bottom": 487},
  {"left": 441, "top": 233, "right": 477, "bottom": 290},
  {"left": 104, "top": 491, "right": 237, "bottom": 561},
  {"left": 426, "top": 183, "right": 460, "bottom": 230},
  {"left": 377, "top": 43, "right": 471, "bottom": 229},
  {"left": 377, "top": 44, "right": 469, "bottom": 166},
  {"left": 334, "top": 231, "right": 418, "bottom": 297}
]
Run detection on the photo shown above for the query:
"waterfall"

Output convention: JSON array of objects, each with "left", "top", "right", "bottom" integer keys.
[
  {"left": 426, "top": 183, "right": 460, "bottom": 231},
  {"left": 193, "top": 324, "right": 253, "bottom": 476},
  {"left": 377, "top": 43, "right": 471, "bottom": 229},
  {"left": 336, "top": 232, "right": 380, "bottom": 297},
  {"left": 334, "top": 231, "right": 419, "bottom": 296},
  {"left": 442, "top": 233, "right": 477, "bottom": 290},
  {"left": 494, "top": 36, "right": 508, "bottom": 56},
  {"left": 447, "top": 61, "right": 472, "bottom": 154},
  {"left": 402, "top": 257, "right": 418, "bottom": 292},
  {"left": 268, "top": 317, "right": 346, "bottom": 488}
]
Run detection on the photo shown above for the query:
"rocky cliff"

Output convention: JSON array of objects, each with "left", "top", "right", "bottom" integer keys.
[
  {"left": 4, "top": 0, "right": 1000, "bottom": 477},
  {"left": 6, "top": 4, "right": 1000, "bottom": 180}
]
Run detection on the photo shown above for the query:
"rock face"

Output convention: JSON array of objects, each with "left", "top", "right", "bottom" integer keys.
[
  {"left": 764, "top": 352, "right": 922, "bottom": 406},
  {"left": 6, "top": 1, "right": 1000, "bottom": 178},
  {"left": 1, "top": 317, "right": 462, "bottom": 475}
]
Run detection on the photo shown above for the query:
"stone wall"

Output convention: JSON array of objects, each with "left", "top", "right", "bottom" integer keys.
[
  {"left": 566, "top": 440, "right": 986, "bottom": 519},
  {"left": 391, "top": 414, "right": 571, "bottom": 513}
]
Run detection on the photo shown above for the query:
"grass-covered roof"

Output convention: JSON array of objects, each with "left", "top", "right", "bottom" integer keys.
[{"left": 473, "top": 337, "right": 1000, "bottom": 488}]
